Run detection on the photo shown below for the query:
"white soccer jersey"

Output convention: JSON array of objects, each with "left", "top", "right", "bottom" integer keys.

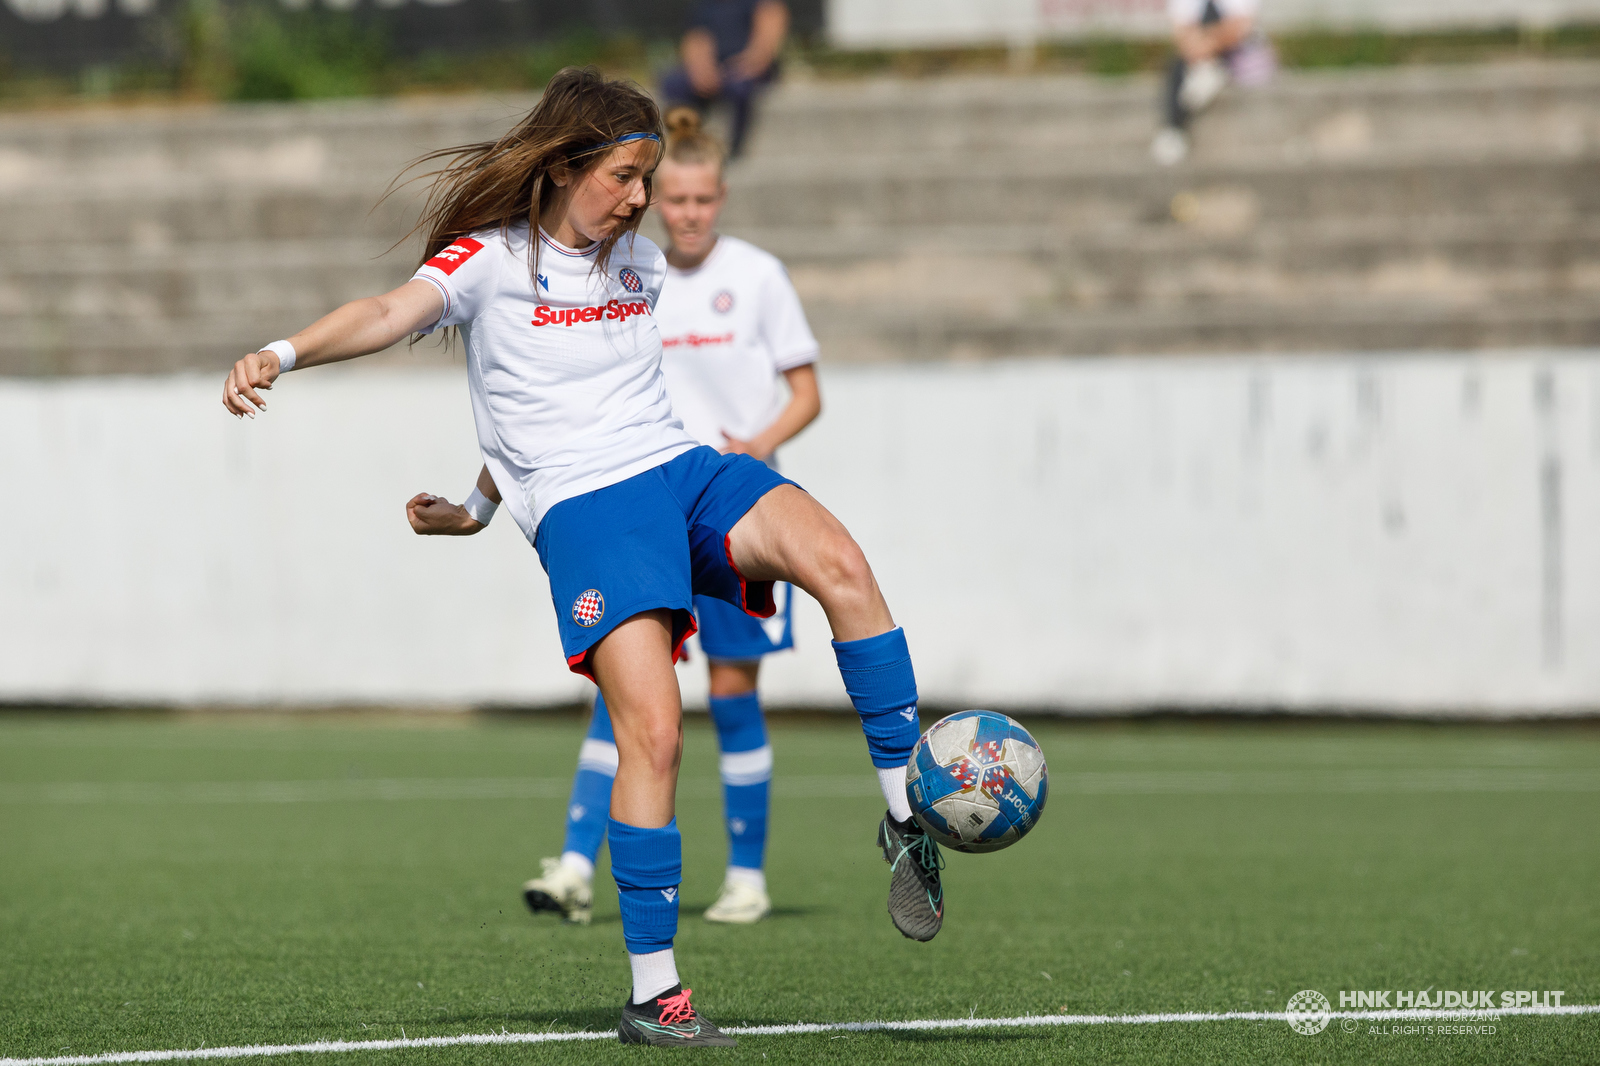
[
  {"left": 415, "top": 225, "right": 697, "bottom": 541},
  {"left": 655, "top": 235, "right": 819, "bottom": 451}
]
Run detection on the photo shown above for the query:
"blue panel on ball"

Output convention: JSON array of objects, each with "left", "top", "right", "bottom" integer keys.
[{"left": 918, "top": 762, "right": 972, "bottom": 806}]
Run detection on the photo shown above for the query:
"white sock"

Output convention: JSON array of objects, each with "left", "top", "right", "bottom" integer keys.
[
  {"left": 878, "top": 764, "right": 913, "bottom": 822},
  {"left": 726, "top": 865, "right": 766, "bottom": 892},
  {"left": 559, "top": 851, "right": 594, "bottom": 881},
  {"left": 629, "top": 948, "right": 680, "bottom": 1004}
]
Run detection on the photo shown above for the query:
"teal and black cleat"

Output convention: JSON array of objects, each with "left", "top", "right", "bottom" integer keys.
[
  {"left": 618, "top": 985, "right": 737, "bottom": 1047},
  {"left": 878, "top": 812, "right": 945, "bottom": 941}
]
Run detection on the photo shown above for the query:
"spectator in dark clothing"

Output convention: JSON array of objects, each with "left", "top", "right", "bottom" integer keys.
[{"left": 659, "top": 0, "right": 788, "bottom": 158}]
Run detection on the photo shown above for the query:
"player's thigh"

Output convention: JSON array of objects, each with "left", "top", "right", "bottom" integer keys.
[
  {"left": 590, "top": 609, "right": 683, "bottom": 776},
  {"left": 727, "top": 484, "right": 865, "bottom": 587}
]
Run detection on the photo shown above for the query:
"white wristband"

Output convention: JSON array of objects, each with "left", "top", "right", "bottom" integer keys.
[
  {"left": 262, "top": 340, "right": 296, "bottom": 374},
  {"left": 462, "top": 486, "right": 498, "bottom": 526}
]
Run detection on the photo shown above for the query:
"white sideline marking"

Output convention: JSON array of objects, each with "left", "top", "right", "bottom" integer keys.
[
  {"left": 3, "top": 1004, "right": 1595, "bottom": 1065},
  {"left": 3, "top": 768, "right": 1599, "bottom": 805}
]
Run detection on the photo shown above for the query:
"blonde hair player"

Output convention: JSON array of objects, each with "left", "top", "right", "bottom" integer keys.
[
  {"left": 221, "top": 69, "right": 942, "bottom": 1048},
  {"left": 519, "top": 107, "right": 820, "bottom": 930}
]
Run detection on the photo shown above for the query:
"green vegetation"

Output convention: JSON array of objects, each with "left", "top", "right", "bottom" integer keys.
[
  {"left": 5, "top": 9, "right": 1600, "bottom": 109},
  {"left": 0, "top": 2, "right": 657, "bottom": 106},
  {"left": 1, "top": 713, "right": 1597, "bottom": 1063}
]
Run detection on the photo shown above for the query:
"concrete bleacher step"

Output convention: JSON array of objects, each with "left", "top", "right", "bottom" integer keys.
[
  {"left": 2, "top": 62, "right": 1598, "bottom": 374},
  {"left": 804, "top": 297, "right": 1600, "bottom": 363},
  {"left": 743, "top": 62, "right": 1600, "bottom": 163}
]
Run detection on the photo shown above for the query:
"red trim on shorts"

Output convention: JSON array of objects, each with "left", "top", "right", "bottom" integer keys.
[
  {"left": 722, "top": 533, "right": 777, "bottom": 619},
  {"left": 672, "top": 612, "right": 699, "bottom": 665},
  {"left": 565, "top": 609, "right": 699, "bottom": 679}
]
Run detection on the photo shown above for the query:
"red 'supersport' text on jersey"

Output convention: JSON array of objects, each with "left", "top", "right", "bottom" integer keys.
[{"left": 531, "top": 300, "right": 651, "bottom": 327}]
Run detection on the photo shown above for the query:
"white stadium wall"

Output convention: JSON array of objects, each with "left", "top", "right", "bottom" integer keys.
[
  {"left": 825, "top": 0, "right": 1600, "bottom": 49},
  {"left": 3, "top": 350, "right": 1598, "bottom": 715}
]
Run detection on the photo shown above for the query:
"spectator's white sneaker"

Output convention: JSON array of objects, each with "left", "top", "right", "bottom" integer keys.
[
  {"left": 1179, "top": 58, "right": 1227, "bottom": 113},
  {"left": 522, "top": 857, "right": 593, "bottom": 925},
  {"left": 1151, "top": 126, "right": 1190, "bottom": 166},
  {"left": 703, "top": 878, "right": 771, "bottom": 924}
]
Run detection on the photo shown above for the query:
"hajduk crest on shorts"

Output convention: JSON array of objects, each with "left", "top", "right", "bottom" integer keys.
[{"left": 572, "top": 589, "right": 605, "bottom": 627}]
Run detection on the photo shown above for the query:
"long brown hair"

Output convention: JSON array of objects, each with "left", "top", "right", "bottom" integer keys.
[{"left": 409, "top": 66, "right": 663, "bottom": 279}]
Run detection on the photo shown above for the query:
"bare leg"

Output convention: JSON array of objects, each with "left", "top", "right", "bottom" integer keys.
[
  {"left": 589, "top": 609, "right": 683, "bottom": 829},
  {"left": 589, "top": 609, "right": 695, "bottom": 1006},
  {"left": 708, "top": 659, "right": 760, "bottom": 697},
  {"left": 726, "top": 485, "right": 892, "bottom": 641},
  {"left": 730, "top": 487, "right": 942, "bottom": 941}
]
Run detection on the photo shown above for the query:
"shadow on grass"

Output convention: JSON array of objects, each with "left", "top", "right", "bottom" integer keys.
[
  {"left": 425, "top": 1007, "right": 622, "bottom": 1032},
  {"left": 521, "top": 903, "right": 820, "bottom": 928},
  {"left": 884, "top": 1029, "right": 1057, "bottom": 1044},
  {"left": 678, "top": 904, "right": 822, "bottom": 920}
]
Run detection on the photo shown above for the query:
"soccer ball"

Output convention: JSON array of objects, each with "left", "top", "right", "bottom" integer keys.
[{"left": 905, "top": 711, "right": 1048, "bottom": 853}]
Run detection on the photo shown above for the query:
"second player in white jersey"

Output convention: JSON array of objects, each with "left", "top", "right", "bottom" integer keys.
[{"left": 655, "top": 234, "right": 818, "bottom": 456}]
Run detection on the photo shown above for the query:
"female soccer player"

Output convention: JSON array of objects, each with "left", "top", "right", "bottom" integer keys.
[
  {"left": 517, "top": 107, "right": 820, "bottom": 929},
  {"left": 220, "top": 68, "right": 941, "bottom": 1048}
]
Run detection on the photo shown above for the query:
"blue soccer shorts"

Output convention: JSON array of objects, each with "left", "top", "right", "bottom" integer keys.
[
  {"left": 694, "top": 584, "right": 795, "bottom": 661},
  {"left": 533, "top": 445, "right": 797, "bottom": 678}
]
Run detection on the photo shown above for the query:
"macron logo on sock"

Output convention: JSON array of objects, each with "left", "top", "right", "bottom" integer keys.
[
  {"left": 900, "top": 707, "right": 918, "bottom": 722},
  {"left": 661, "top": 888, "right": 677, "bottom": 902}
]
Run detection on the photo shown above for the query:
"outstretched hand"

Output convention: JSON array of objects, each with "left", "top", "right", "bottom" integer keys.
[
  {"left": 222, "top": 350, "right": 281, "bottom": 418},
  {"left": 406, "top": 493, "right": 485, "bottom": 536}
]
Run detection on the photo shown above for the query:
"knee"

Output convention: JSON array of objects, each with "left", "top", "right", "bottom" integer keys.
[
  {"left": 640, "top": 719, "right": 682, "bottom": 777},
  {"left": 808, "top": 532, "right": 874, "bottom": 601},
  {"left": 616, "top": 705, "right": 682, "bottom": 778},
  {"left": 708, "top": 661, "right": 759, "bottom": 699}
]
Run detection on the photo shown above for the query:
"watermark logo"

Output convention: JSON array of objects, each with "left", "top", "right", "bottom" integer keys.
[
  {"left": 1343, "top": 990, "right": 1564, "bottom": 1009},
  {"left": 1287, "top": 989, "right": 1566, "bottom": 1038},
  {"left": 1286, "top": 990, "right": 1332, "bottom": 1035}
]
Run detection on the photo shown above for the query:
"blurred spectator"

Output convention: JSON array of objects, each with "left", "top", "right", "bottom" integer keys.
[
  {"left": 1151, "top": 0, "right": 1273, "bottom": 166},
  {"left": 659, "top": 0, "right": 789, "bottom": 158}
]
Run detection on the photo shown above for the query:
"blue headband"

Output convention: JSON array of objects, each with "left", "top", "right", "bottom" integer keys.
[{"left": 582, "top": 131, "right": 661, "bottom": 154}]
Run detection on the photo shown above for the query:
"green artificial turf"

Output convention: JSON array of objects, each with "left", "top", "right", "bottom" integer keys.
[{"left": 1, "top": 713, "right": 1596, "bottom": 1064}]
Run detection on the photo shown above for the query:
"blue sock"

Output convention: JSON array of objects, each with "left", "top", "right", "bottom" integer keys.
[
  {"left": 832, "top": 627, "right": 921, "bottom": 768},
  {"left": 709, "top": 691, "right": 770, "bottom": 872},
  {"left": 560, "top": 692, "right": 617, "bottom": 864},
  {"left": 608, "top": 818, "right": 681, "bottom": 954}
]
